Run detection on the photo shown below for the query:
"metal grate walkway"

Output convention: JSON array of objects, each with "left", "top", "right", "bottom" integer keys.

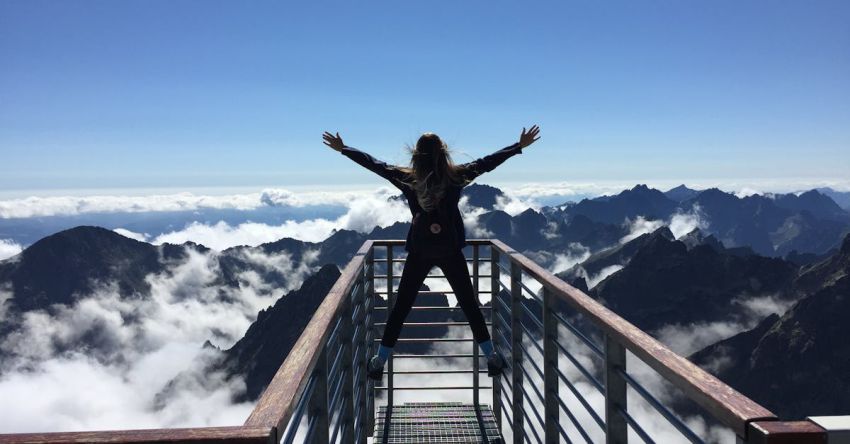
[{"left": 374, "top": 402, "right": 503, "bottom": 443}]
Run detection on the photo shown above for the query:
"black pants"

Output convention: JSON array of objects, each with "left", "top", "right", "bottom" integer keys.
[{"left": 380, "top": 248, "right": 491, "bottom": 348}]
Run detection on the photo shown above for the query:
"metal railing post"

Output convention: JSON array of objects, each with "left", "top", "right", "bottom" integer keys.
[
  {"left": 542, "top": 286, "right": 559, "bottom": 443},
  {"left": 510, "top": 260, "right": 524, "bottom": 444},
  {"left": 362, "top": 247, "right": 374, "bottom": 443},
  {"left": 307, "top": 346, "right": 330, "bottom": 443},
  {"left": 472, "top": 244, "right": 480, "bottom": 407},
  {"left": 386, "top": 245, "right": 395, "bottom": 409},
  {"left": 341, "top": 288, "right": 356, "bottom": 442},
  {"left": 490, "top": 245, "right": 502, "bottom": 428},
  {"left": 605, "top": 334, "right": 628, "bottom": 444}
]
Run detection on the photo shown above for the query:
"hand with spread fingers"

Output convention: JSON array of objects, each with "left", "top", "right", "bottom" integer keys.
[
  {"left": 322, "top": 131, "right": 345, "bottom": 152},
  {"left": 518, "top": 124, "right": 541, "bottom": 149}
]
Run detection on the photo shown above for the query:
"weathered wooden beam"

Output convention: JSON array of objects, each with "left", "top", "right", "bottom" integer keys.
[
  {"left": 0, "top": 426, "right": 275, "bottom": 444},
  {"left": 244, "top": 241, "right": 373, "bottom": 440},
  {"left": 489, "top": 238, "right": 777, "bottom": 438},
  {"left": 746, "top": 420, "right": 826, "bottom": 444}
]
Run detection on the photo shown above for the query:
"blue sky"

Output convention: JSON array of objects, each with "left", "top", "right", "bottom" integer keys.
[{"left": 1, "top": 0, "right": 848, "bottom": 193}]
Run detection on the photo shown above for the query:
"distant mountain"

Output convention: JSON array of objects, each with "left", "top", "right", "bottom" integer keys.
[
  {"left": 772, "top": 190, "right": 849, "bottom": 222},
  {"left": 462, "top": 183, "right": 506, "bottom": 211},
  {"left": 682, "top": 188, "right": 849, "bottom": 257},
  {"left": 563, "top": 184, "right": 679, "bottom": 225},
  {"left": 664, "top": 184, "right": 701, "bottom": 202},
  {"left": 588, "top": 228, "right": 798, "bottom": 332},
  {"left": 558, "top": 226, "right": 675, "bottom": 284},
  {"left": 817, "top": 187, "right": 850, "bottom": 210},
  {"left": 690, "top": 235, "right": 850, "bottom": 419},
  {"left": 0, "top": 226, "right": 168, "bottom": 314}
]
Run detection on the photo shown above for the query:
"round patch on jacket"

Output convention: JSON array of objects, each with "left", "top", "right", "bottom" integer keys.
[{"left": 429, "top": 223, "right": 442, "bottom": 234}]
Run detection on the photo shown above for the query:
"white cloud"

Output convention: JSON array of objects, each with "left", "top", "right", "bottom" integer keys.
[
  {"left": 0, "top": 188, "right": 366, "bottom": 219},
  {"left": 618, "top": 206, "right": 709, "bottom": 245},
  {"left": 107, "top": 187, "right": 411, "bottom": 250},
  {"left": 587, "top": 264, "right": 624, "bottom": 289},
  {"left": 620, "top": 216, "right": 665, "bottom": 244},
  {"left": 459, "top": 196, "right": 494, "bottom": 239},
  {"left": 654, "top": 293, "right": 793, "bottom": 356},
  {"left": 0, "top": 245, "right": 321, "bottom": 432},
  {"left": 493, "top": 192, "right": 541, "bottom": 216},
  {"left": 0, "top": 239, "right": 23, "bottom": 261},
  {"left": 734, "top": 187, "right": 762, "bottom": 198},
  {"left": 550, "top": 243, "right": 591, "bottom": 274},
  {"left": 113, "top": 228, "right": 150, "bottom": 242},
  {"left": 668, "top": 205, "right": 709, "bottom": 239}
]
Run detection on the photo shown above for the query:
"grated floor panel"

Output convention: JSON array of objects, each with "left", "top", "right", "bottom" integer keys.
[{"left": 374, "top": 402, "right": 503, "bottom": 443}]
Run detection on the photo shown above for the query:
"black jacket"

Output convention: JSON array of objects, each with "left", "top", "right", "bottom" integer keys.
[{"left": 340, "top": 142, "right": 523, "bottom": 254}]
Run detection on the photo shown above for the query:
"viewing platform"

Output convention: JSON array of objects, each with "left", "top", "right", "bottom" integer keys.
[{"left": 0, "top": 239, "right": 846, "bottom": 443}]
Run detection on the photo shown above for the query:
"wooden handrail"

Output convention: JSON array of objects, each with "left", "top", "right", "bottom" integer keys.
[
  {"left": 488, "top": 238, "right": 777, "bottom": 438},
  {"left": 0, "top": 426, "right": 275, "bottom": 444},
  {"left": 243, "top": 240, "right": 373, "bottom": 441}
]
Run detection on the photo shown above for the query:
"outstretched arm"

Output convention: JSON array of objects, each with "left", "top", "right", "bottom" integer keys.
[
  {"left": 323, "top": 131, "right": 407, "bottom": 191},
  {"left": 460, "top": 125, "right": 541, "bottom": 183}
]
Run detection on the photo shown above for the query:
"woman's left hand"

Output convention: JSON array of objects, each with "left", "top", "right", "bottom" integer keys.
[{"left": 323, "top": 131, "right": 345, "bottom": 152}]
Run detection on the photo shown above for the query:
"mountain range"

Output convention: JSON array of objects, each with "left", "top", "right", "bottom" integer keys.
[{"left": 1, "top": 182, "right": 848, "bottom": 425}]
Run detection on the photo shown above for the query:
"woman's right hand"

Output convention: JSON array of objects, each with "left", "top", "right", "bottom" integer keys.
[{"left": 518, "top": 125, "right": 541, "bottom": 148}]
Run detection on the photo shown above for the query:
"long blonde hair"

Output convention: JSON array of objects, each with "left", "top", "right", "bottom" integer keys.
[{"left": 396, "top": 133, "right": 469, "bottom": 212}]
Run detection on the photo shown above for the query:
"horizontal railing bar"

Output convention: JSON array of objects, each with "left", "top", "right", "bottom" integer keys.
[
  {"left": 391, "top": 369, "right": 489, "bottom": 374},
  {"left": 370, "top": 239, "right": 492, "bottom": 246},
  {"left": 371, "top": 258, "right": 492, "bottom": 263},
  {"left": 374, "top": 386, "right": 492, "bottom": 390},
  {"left": 557, "top": 369, "right": 606, "bottom": 431},
  {"left": 500, "top": 390, "right": 515, "bottom": 430},
  {"left": 523, "top": 348, "right": 547, "bottom": 386},
  {"left": 557, "top": 421, "right": 575, "bottom": 444},
  {"left": 554, "top": 341, "right": 605, "bottom": 393},
  {"left": 280, "top": 374, "right": 316, "bottom": 444},
  {"left": 558, "top": 389, "right": 595, "bottom": 444},
  {"left": 373, "top": 306, "right": 492, "bottom": 311},
  {"left": 617, "top": 404, "right": 656, "bottom": 444},
  {"left": 618, "top": 368, "right": 706, "bottom": 443},
  {"left": 327, "top": 342, "right": 345, "bottom": 382},
  {"left": 520, "top": 404, "right": 545, "bottom": 444},
  {"left": 519, "top": 360, "right": 546, "bottom": 403},
  {"left": 373, "top": 274, "right": 493, "bottom": 279},
  {"left": 373, "top": 321, "right": 492, "bottom": 327},
  {"left": 372, "top": 337, "right": 475, "bottom": 342},
  {"left": 517, "top": 277, "right": 543, "bottom": 303},
  {"left": 488, "top": 238, "right": 777, "bottom": 436},
  {"left": 373, "top": 290, "right": 495, "bottom": 295},
  {"left": 553, "top": 311, "right": 605, "bottom": 358},
  {"left": 521, "top": 303, "right": 544, "bottom": 332},
  {"left": 520, "top": 322, "right": 546, "bottom": 358},
  {"left": 392, "top": 353, "right": 487, "bottom": 359},
  {"left": 327, "top": 368, "right": 348, "bottom": 416},
  {"left": 521, "top": 384, "right": 548, "bottom": 435},
  {"left": 494, "top": 326, "right": 512, "bottom": 354},
  {"left": 301, "top": 411, "right": 320, "bottom": 444}
]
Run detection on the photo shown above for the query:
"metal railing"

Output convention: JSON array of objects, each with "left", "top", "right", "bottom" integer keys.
[{"left": 0, "top": 238, "right": 835, "bottom": 444}]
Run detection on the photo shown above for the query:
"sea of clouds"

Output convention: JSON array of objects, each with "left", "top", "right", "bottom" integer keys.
[
  {"left": 0, "top": 182, "right": 806, "bottom": 439},
  {"left": 0, "top": 245, "right": 321, "bottom": 433}
]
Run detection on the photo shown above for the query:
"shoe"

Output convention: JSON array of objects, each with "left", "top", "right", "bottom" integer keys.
[
  {"left": 367, "top": 355, "right": 384, "bottom": 382},
  {"left": 487, "top": 351, "right": 507, "bottom": 377}
]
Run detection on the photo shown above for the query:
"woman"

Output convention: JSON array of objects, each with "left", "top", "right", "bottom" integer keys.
[{"left": 322, "top": 125, "right": 540, "bottom": 381}]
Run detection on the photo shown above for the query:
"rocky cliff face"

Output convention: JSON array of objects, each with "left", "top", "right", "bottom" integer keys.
[
  {"left": 690, "top": 236, "right": 850, "bottom": 418},
  {"left": 220, "top": 263, "right": 341, "bottom": 401}
]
